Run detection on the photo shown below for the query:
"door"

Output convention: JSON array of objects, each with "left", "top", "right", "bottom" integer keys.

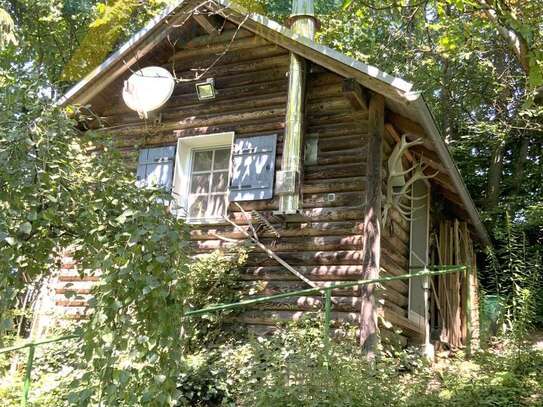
[{"left": 408, "top": 179, "right": 430, "bottom": 327}]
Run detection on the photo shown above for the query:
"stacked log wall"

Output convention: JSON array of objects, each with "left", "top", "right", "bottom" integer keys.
[{"left": 48, "top": 28, "right": 421, "bottom": 342}]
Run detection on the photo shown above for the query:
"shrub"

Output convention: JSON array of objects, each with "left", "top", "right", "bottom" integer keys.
[
  {"left": 183, "top": 247, "right": 249, "bottom": 351},
  {"left": 487, "top": 213, "right": 542, "bottom": 341},
  {"left": 172, "top": 318, "right": 542, "bottom": 407},
  {"left": 205, "top": 317, "right": 418, "bottom": 407}
]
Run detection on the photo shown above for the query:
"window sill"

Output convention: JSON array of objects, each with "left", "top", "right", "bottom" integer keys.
[{"left": 186, "top": 217, "right": 228, "bottom": 225}]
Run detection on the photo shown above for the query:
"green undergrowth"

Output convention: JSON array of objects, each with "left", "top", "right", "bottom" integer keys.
[{"left": 1, "top": 320, "right": 541, "bottom": 406}]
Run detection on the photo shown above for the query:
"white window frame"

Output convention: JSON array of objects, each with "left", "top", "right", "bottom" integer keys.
[{"left": 172, "top": 132, "right": 234, "bottom": 223}]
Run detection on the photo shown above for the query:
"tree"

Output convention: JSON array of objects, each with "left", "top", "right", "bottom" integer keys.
[
  {"left": 335, "top": 0, "right": 542, "bottom": 220},
  {"left": 0, "top": 65, "right": 190, "bottom": 406}
]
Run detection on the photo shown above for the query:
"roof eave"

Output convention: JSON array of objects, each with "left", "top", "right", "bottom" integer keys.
[{"left": 57, "top": 0, "right": 189, "bottom": 106}]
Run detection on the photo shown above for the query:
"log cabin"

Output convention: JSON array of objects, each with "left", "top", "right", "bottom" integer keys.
[{"left": 33, "top": 0, "right": 490, "bottom": 351}]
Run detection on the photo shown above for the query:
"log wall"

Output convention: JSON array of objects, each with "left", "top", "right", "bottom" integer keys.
[{"left": 41, "top": 21, "right": 475, "bottom": 346}]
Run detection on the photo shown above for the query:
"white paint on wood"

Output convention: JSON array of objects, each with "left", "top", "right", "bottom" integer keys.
[
  {"left": 172, "top": 131, "right": 234, "bottom": 222},
  {"left": 408, "top": 179, "right": 430, "bottom": 329}
]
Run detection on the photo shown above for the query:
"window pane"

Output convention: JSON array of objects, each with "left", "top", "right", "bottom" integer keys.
[
  {"left": 207, "top": 195, "right": 227, "bottom": 218},
  {"left": 214, "top": 148, "right": 230, "bottom": 170},
  {"left": 190, "top": 174, "right": 210, "bottom": 194},
  {"left": 189, "top": 195, "right": 208, "bottom": 219},
  {"left": 193, "top": 150, "right": 213, "bottom": 172},
  {"left": 211, "top": 171, "right": 228, "bottom": 193}
]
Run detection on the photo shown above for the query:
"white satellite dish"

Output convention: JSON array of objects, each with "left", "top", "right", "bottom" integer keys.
[{"left": 122, "top": 66, "right": 175, "bottom": 119}]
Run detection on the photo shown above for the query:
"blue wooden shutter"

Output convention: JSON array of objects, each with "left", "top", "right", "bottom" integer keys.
[
  {"left": 136, "top": 146, "right": 176, "bottom": 191},
  {"left": 229, "top": 134, "right": 277, "bottom": 201}
]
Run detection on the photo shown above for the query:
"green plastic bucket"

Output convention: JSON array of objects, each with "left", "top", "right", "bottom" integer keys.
[{"left": 481, "top": 294, "right": 502, "bottom": 336}]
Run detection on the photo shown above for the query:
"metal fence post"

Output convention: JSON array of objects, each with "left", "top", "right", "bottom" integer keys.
[
  {"left": 466, "top": 266, "right": 472, "bottom": 357},
  {"left": 22, "top": 344, "right": 35, "bottom": 406}
]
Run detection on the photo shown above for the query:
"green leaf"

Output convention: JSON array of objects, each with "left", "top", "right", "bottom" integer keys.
[
  {"left": 0, "top": 318, "right": 13, "bottom": 331},
  {"left": 18, "top": 222, "right": 32, "bottom": 235},
  {"left": 154, "top": 374, "right": 166, "bottom": 385},
  {"left": 115, "top": 209, "right": 136, "bottom": 224},
  {"left": 342, "top": 0, "right": 354, "bottom": 10}
]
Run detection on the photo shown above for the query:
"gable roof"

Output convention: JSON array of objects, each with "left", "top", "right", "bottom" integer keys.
[{"left": 59, "top": 0, "right": 490, "bottom": 247}]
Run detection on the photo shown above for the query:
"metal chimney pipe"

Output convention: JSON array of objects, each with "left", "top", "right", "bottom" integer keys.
[
  {"left": 276, "top": 0, "right": 318, "bottom": 214},
  {"left": 289, "top": 0, "right": 317, "bottom": 38}
]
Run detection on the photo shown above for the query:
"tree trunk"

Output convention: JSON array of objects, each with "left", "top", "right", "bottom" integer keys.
[
  {"left": 359, "top": 93, "right": 384, "bottom": 359},
  {"left": 440, "top": 58, "right": 453, "bottom": 143},
  {"left": 511, "top": 135, "right": 530, "bottom": 196},
  {"left": 485, "top": 49, "right": 510, "bottom": 211},
  {"left": 485, "top": 139, "right": 505, "bottom": 210}
]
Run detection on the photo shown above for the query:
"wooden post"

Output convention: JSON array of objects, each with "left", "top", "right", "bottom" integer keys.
[
  {"left": 343, "top": 78, "right": 368, "bottom": 112},
  {"left": 423, "top": 274, "right": 435, "bottom": 361},
  {"left": 465, "top": 265, "right": 472, "bottom": 357},
  {"left": 359, "top": 93, "right": 384, "bottom": 357}
]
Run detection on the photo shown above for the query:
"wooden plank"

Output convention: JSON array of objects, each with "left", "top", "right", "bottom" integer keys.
[
  {"left": 304, "top": 163, "right": 365, "bottom": 180},
  {"left": 382, "top": 308, "right": 424, "bottom": 339},
  {"left": 173, "top": 54, "right": 289, "bottom": 78},
  {"left": 57, "top": 275, "right": 100, "bottom": 282},
  {"left": 101, "top": 107, "right": 286, "bottom": 137},
  {"left": 316, "top": 149, "right": 368, "bottom": 166},
  {"left": 239, "top": 267, "right": 407, "bottom": 310},
  {"left": 244, "top": 250, "right": 364, "bottom": 266},
  {"left": 104, "top": 92, "right": 287, "bottom": 126},
  {"left": 167, "top": 44, "right": 287, "bottom": 73},
  {"left": 343, "top": 78, "right": 368, "bottom": 111},
  {"left": 170, "top": 36, "right": 271, "bottom": 61},
  {"left": 229, "top": 207, "right": 365, "bottom": 223},
  {"left": 192, "top": 13, "right": 222, "bottom": 36},
  {"left": 190, "top": 221, "right": 363, "bottom": 240},
  {"left": 103, "top": 74, "right": 289, "bottom": 116},
  {"left": 306, "top": 97, "right": 352, "bottom": 115},
  {"left": 184, "top": 28, "right": 253, "bottom": 48},
  {"left": 319, "top": 135, "right": 367, "bottom": 152},
  {"left": 377, "top": 287, "right": 408, "bottom": 308},
  {"left": 192, "top": 234, "right": 363, "bottom": 253},
  {"left": 359, "top": 93, "right": 384, "bottom": 354},
  {"left": 302, "top": 177, "right": 366, "bottom": 193},
  {"left": 240, "top": 280, "right": 365, "bottom": 297},
  {"left": 307, "top": 122, "right": 368, "bottom": 138},
  {"left": 227, "top": 191, "right": 366, "bottom": 212},
  {"left": 243, "top": 265, "right": 364, "bottom": 280}
]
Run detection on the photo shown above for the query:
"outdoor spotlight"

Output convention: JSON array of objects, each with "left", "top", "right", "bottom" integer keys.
[{"left": 195, "top": 78, "right": 216, "bottom": 100}]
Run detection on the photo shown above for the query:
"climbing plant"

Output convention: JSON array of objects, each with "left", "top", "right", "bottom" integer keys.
[{"left": 0, "top": 68, "right": 193, "bottom": 403}]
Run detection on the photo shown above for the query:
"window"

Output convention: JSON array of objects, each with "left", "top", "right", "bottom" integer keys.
[
  {"left": 172, "top": 132, "right": 234, "bottom": 223},
  {"left": 187, "top": 147, "right": 231, "bottom": 220},
  {"left": 170, "top": 132, "right": 278, "bottom": 223}
]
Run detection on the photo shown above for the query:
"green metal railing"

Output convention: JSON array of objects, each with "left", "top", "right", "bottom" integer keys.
[
  {"left": 0, "top": 265, "right": 470, "bottom": 405},
  {"left": 0, "top": 334, "right": 78, "bottom": 406}
]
